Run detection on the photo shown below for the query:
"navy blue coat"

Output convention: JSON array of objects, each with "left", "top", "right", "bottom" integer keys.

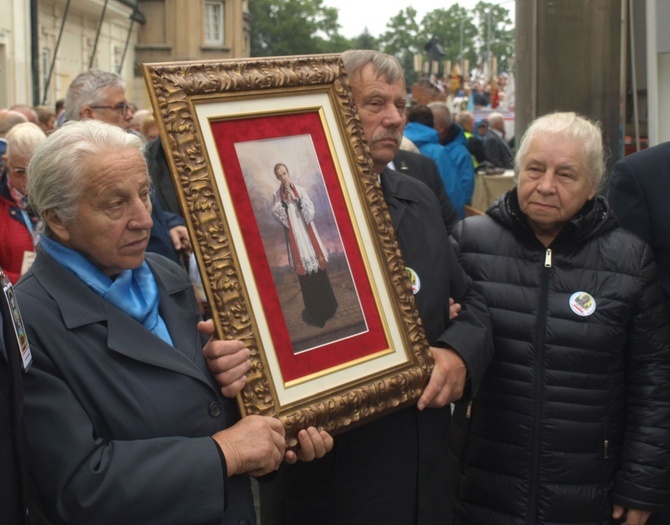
[
  {"left": 608, "top": 142, "right": 670, "bottom": 320},
  {"left": 16, "top": 252, "right": 255, "bottom": 525}
]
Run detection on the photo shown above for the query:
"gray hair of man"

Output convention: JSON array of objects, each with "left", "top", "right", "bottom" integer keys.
[
  {"left": 488, "top": 112, "right": 505, "bottom": 129},
  {"left": 0, "top": 110, "right": 28, "bottom": 137},
  {"left": 514, "top": 111, "right": 606, "bottom": 189},
  {"left": 5, "top": 122, "right": 47, "bottom": 159},
  {"left": 341, "top": 50, "right": 406, "bottom": 87},
  {"left": 427, "top": 101, "right": 452, "bottom": 128},
  {"left": 64, "top": 69, "right": 126, "bottom": 123},
  {"left": 28, "top": 119, "right": 146, "bottom": 238},
  {"left": 10, "top": 104, "right": 38, "bottom": 124},
  {"left": 455, "top": 110, "right": 474, "bottom": 128}
]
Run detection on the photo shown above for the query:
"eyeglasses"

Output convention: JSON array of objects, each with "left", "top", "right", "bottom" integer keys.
[{"left": 89, "top": 102, "right": 131, "bottom": 115}]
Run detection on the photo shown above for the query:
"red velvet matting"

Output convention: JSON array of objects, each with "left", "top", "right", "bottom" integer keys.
[{"left": 210, "top": 111, "right": 389, "bottom": 383}]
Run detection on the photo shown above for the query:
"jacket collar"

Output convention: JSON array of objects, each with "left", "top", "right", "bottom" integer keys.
[
  {"left": 28, "top": 250, "right": 210, "bottom": 386},
  {"left": 489, "top": 189, "right": 617, "bottom": 249},
  {"left": 441, "top": 122, "right": 465, "bottom": 146},
  {"left": 380, "top": 167, "right": 420, "bottom": 230}
]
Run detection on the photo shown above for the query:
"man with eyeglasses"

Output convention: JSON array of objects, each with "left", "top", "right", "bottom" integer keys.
[
  {"left": 64, "top": 70, "right": 134, "bottom": 130},
  {"left": 63, "top": 69, "right": 191, "bottom": 265}
]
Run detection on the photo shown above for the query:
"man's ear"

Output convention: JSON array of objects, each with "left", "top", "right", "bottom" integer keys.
[
  {"left": 44, "top": 209, "right": 70, "bottom": 242},
  {"left": 80, "top": 106, "right": 94, "bottom": 120}
]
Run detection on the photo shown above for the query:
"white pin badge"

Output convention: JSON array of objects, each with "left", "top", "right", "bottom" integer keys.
[
  {"left": 569, "top": 291, "right": 596, "bottom": 317},
  {"left": 406, "top": 267, "right": 421, "bottom": 295}
]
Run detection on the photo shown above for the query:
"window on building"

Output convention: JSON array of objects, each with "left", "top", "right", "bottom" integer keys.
[{"left": 205, "top": 1, "right": 225, "bottom": 46}]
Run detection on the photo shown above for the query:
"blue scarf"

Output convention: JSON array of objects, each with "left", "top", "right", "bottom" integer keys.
[{"left": 40, "top": 234, "right": 173, "bottom": 345}]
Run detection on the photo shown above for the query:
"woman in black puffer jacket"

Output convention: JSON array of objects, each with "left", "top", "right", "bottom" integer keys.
[{"left": 449, "top": 112, "right": 670, "bottom": 525}]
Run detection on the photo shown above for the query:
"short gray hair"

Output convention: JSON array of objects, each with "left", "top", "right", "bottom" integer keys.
[
  {"left": 0, "top": 110, "right": 28, "bottom": 136},
  {"left": 5, "top": 123, "right": 47, "bottom": 159},
  {"left": 28, "top": 120, "right": 146, "bottom": 238},
  {"left": 64, "top": 70, "right": 126, "bottom": 123},
  {"left": 515, "top": 111, "right": 606, "bottom": 188},
  {"left": 488, "top": 112, "right": 505, "bottom": 127},
  {"left": 427, "top": 101, "right": 451, "bottom": 127},
  {"left": 341, "top": 50, "right": 406, "bottom": 87},
  {"left": 456, "top": 111, "right": 474, "bottom": 127}
]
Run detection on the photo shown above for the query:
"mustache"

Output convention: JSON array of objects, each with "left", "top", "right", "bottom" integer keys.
[{"left": 370, "top": 129, "right": 402, "bottom": 147}]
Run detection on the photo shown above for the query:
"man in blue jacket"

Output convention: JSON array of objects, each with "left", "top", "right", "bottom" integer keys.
[
  {"left": 430, "top": 102, "right": 475, "bottom": 211},
  {"left": 403, "top": 105, "right": 467, "bottom": 217}
]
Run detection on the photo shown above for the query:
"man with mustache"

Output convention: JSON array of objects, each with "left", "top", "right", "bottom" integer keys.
[{"left": 252, "top": 50, "right": 493, "bottom": 525}]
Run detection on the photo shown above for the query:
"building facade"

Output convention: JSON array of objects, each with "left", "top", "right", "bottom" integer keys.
[
  {"left": 0, "top": 0, "right": 250, "bottom": 110},
  {"left": 134, "top": 0, "right": 251, "bottom": 107}
]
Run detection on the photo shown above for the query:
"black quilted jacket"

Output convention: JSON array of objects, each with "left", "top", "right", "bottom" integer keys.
[{"left": 449, "top": 189, "right": 670, "bottom": 525}]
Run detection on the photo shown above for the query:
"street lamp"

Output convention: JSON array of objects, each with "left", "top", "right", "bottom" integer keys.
[
  {"left": 486, "top": 0, "right": 515, "bottom": 78},
  {"left": 459, "top": 18, "right": 464, "bottom": 75}
]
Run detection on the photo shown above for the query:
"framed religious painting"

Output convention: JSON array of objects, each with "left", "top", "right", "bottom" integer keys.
[{"left": 143, "top": 54, "right": 433, "bottom": 446}]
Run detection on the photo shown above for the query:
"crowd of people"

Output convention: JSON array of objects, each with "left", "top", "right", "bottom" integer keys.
[
  {"left": 400, "top": 100, "right": 516, "bottom": 218},
  {"left": 425, "top": 70, "right": 511, "bottom": 112},
  {"left": 1, "top": 48, "right": 669, "bottom": 525}
]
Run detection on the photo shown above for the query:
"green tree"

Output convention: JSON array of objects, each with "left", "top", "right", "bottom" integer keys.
[
  {"left": 420, "top": 6, "right": 478, "bottom": 77},
  {"left": 247, "top": 0, "right": 515, "bottom": 86},
  {"left": 378, "top": 8, "right": 422, "bottom": 87},
  {"left": 376, "top": 2, "right": 515, "bottom": 88},
  {"left": 249, "top": 0, "right": 342, "bottom": 57},
  {"left": 472, "top": 1, "right": 515, "bottom": 74},
  {"left": 317, "top": 33, "right": 356, "bottom": 54},
  {"left": 351, "top": 28, "right": 378, "bottom": 51}
]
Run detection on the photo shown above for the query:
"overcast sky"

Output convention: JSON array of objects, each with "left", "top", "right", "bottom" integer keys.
[{"left": 323, "top": 0, "right": 515, "bottom": 39}]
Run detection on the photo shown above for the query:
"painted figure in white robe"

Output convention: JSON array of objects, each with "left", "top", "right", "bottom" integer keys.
[{"left": 272, "top": 163, "right": 337, "bottom": 328}]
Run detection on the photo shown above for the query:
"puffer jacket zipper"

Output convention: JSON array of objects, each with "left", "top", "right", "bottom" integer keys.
[{"left": 526, "top": 247, "right": 552, "bottom": 525}]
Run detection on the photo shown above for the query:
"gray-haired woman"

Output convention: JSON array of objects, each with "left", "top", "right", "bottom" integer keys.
[
  {"left": 17, "top": 119, "right": 331, "bottom": 525},
  {"left": 449, "top": 112, "right": 670, "bottom": 525}
]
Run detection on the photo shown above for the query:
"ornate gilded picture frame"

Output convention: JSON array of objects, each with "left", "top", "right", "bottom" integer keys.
[{"left": 143, "top": 54, "right": 432, "bottom": 445}]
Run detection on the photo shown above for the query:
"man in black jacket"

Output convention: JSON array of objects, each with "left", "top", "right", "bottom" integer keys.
[
  {"left": 257, "top": 49, "right": 493, "bottom": 525},
  {"left": 483, "top": 112, "right": 514, "bottom": 169},
  {"left": 608, "top": 142, "right": 670, "bottom": 320},
  {"left": 608, "top": 143, "right": 670, "bottom": 525}
]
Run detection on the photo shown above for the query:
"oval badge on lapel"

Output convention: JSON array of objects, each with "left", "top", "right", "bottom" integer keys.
[
  {"left": 569, "top": 291, "right": 596, "bottom": 317},
  {"left": 406, "top": 267, "right": 421, "bottom": 295}
]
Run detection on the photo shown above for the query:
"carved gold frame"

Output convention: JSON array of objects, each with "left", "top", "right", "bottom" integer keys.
[{"left": 143, "top": 55, "right": 432, "bottom": 445}]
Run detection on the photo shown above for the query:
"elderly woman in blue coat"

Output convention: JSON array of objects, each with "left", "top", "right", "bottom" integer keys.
[
  {"left": 16, "top": 120, "right": 332, "bottom": 525},
  {"left": 449, "top": 112, "right": 670, "bottom": 525}
]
